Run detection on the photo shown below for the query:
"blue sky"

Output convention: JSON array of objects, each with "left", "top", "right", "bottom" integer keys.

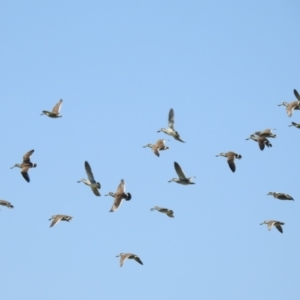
[{"left": 1, "top": 1, "right": 300, "bottom": 299}]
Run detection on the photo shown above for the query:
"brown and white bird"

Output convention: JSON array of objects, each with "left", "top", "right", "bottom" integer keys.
[
  {"left": 143, "top": 139, "right": 169, "bottom": 157},
  {"left": 150, "top": 206, "right": 174, "bottom": 218},
  {"left": 245, "top": 134, "right": 272, "bottom": 151},
  {"left": 267, "top": 192, "right": 294, "bottom": 201},
  {"left": 216, "top": 151, "right": 242, "bottom": 172},
  {"left": 157, "top": 108, "right": 185, "bottom": 143},
  {"left": 49, "top": 214, "right": 73, "bottom": 227},
  {"left": 168, "top": 162, "right": 195, "bottom": 185},
  {"left": 254, "top": 129, "right": 276, "bottom": 138},
  {"left": 105, "top": 179, "right": 131, "bottom": 212},
  {"left": 116, "top": 253, "right": 143, "bottom": 267},
  {"left": 41, "top": 99, "right": 63, "bottom": 118},
  {"left": 77, "top": 161, "right": 101, "bottom": 196},
  {"left": 278, "top": 89, "right": 300, "bottom": 117},
  {"left": 10, "top": 150, "right": 37, "bottom": 182},
  {"left": 260, "top": 220, "right": 285, "bottom": 233},
  {"left": 0, "top": 200, "right": 14, "bottom": 209}
]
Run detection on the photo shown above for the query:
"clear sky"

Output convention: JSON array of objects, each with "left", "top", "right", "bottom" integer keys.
[{"left": 0, "top": 1, "right": 300, "bottom": 299}]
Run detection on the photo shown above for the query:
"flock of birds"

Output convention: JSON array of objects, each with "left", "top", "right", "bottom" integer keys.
[{"left": 1, "top": 89, "right": 300, "bottom": 266}]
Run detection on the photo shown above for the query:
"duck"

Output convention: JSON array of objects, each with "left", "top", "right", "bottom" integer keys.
[
  {"left": 215, "top": 151, "right": 242, "bottom": 172},
  {"left": 150, "top": 206, "right": 174, "bottom": 218},
  {"left": 278, "top": 89, "right": 300, "bottom": 117},
  {"left": 10, "top": 149, "right": 37, "bottom": 182},
  {"left": 0, "top": 200, "right": 14, "bottom": 209},
  {"left": 245, "top": 134, "right": 272, "bottom": 150},
  {"left": 288, "top": 122, "right": 300, "bottom": 129},
  {"left": 260, "top": 220, "right": 285, "bottom": 233},
  {"left": 77, "top": 161, "right": 101, "bottom": 196},
  {"left": 143, "top": 139, "right": 169, "bottom": 157},
  {"left": 267, "top": 192, "right": 294, "bottom": 201},
  {"left": 116, "top": 253, "right": 143, "bottom": 267},
  {"left": 49, "top": 214, "right": 73, "bottom": 227},
  {"left": 105, "top": 179, "right": 131, "bottom": 212},
  {"left": 168, "top": 162, "right": 195, "bottom": 185},
  {"left": 41, "top": 99, "right": 63, "bottom": 118},
  {"left": 157, "top": 108, "right": 185, "bottom": 142}
]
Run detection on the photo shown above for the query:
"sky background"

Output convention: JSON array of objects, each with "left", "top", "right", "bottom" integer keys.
[{"left": 0, "top": 1, "right": 300, "bottom": 299}]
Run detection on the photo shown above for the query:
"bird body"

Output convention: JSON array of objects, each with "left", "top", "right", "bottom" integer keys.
[
  {"left": 105, "top": 179, "right": 131, "bottom": 212},
  {"left": 77, "top": 161, "right": 101, "bottom": 196},
  {"left": 267, "top": 192, "right": 294, "bottom": 201},
  {"left": 11, "top": 150, "right": 37, "bottom": 182},
  {"left": 168, "top": 162, "right": 195, "bottom": 185},
  {"left": 0, "top": 200, "right": 14, "bottom": 209},
  {"left": 260, "top": 220, "right": 285, "bottom": 233},
  {"left": 216, "top": 151, "right": 242, "bottom": 172},
  {"left": 41, "top": 99, "right": 63, "bottom": 118},
  {"left": 151, "top": 206, "right": 174, "bottom": 217},
  {"left": 143, "top": 139, "right": 169, "bottom": 157},
  {"left": 49, "top": 214, "right": 73, "bottom": 227},
  {"left": 116, "top": 253, "right": 143, "bottom": 267},
  {"left": 246, "top": 134, "right": 272, "bottom": 150},
  {"left": 158, "top": 108, "right": 185, "bottom": 143}
]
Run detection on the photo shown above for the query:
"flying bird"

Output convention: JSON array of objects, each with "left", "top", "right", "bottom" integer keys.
[
  {"left": 143, "top": 139, "right": 169, "bottom": 157},
  {"left": 10, "top": 149, "right": 37, "bottom": 182},
  {"left": 150, "top": 206, "right": 174, "bottom": 218},
  {"left": 157, "top": 108, "right": 185, "bottom": 142},
  {"left": 41, "top": 99, "right": 63, "bottom": 118},
  {"left": 260, "top": 220, "right": 285, "bottom": 233},
  {"left": 116, "top": 253, "right": 143, "bottom": 267},
  {"left": 105, "top": 179, "right": 131, "bottom": 212},
  {"left": 49, "top": 214, "right": 73, "bottom": 227},
  {"left": 216, "top": 151, "right": 242, "bottom": 172},
  {"left": 77, "top": 161, "right": 101, "bottom": 196},
  {"left": 168, "top": 162, "right": 195, "bottom": 185}
]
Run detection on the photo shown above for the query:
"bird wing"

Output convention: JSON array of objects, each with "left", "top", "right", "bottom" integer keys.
[
  {"left": 227, "top": 160, "right": 236, "bottom": 172},
  {"left": 21, "top": 166, "right": 30, "bottom": 182},
  {"left": 134, "top": 255, "right": 143, "bottom": 265},
  {"left": 23, "top": 150, "right": 34, "bottom": 163},
  {"left": 50, "top": 216, "right": 62, "bottom": 227},
  {"left": 116, "top": 179, "right": 125, "bottom": 194},
  {"left": 275, "top": 224, "right": 283, "bottom": 233},
  {"left": 294, "top": 89, "right": 300, "bottom": 101},
  {"left": 120, "top": 254, "right": 130, "bottom": 267},
  {"left": 258, "top": 139, "right": 265, "bottom": 150},
  {"left": 168, "top": 108, "right": 175, "bottom": 129},
  {"left": 91, "top": 186, "right": 100, "bottom": 196},
  {"left": 167, "top": 210, "right": 174, "bottom": 218},
  {"left": 52, "top": 99, "right": 63, "bottom": 114},
  {"left": 84, "top": 161, "right": 95, "bottom": 182},
  {"left": 174, "top": 162, "right": 186, "bottom": 179},
  {"left": 110, "top": 194, "right": 123, "bottom": 212}
]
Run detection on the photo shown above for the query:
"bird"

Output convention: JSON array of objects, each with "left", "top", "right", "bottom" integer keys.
[
  {"left": 77, "top": 161, "right": 101, "bottom": 196},
  {"left": 49, "top": 214, "right": 73, "bottom": 227},
  {"left": 168, "top": 162, "right": 195, "bottom": 184},
  {"left": 260, "top": 220, "right": 285, "bottom": 233},
  {"left": 157, "top": 108, "right": 185, "bottom": 142},
  {"left": 41, "top": 99, "right": 63, "bottom": 118},
  {"left": 288, "top": 122, "right": 300, "bottom": 129},
  {"left": 150, "top": 206, "right": 174, "bottom": 218},
  {"left": 215, "top": 151, "right": 242, "bottom": 172},
  {"left": 105, "top": 179, "right": 131, "bottom": 212},
  {"left": 116, "top": 253, "right": 143, "bottom": 267},
  {"left": 267, "top": 192, "right": 294, "bottom": 201},
  {"left": 143, "top": 139, "right": 169, "bottom": 157},
  {"left": 278, "top": 89, "right": 300, "bottom": 117},
  {"left": 245, "top": 134, "right": 272, "bottom": 151},
  {"left": 10, "top": 149, "right": 37, "bottom": 182},
  {"left": 254, "top": 129, "right": 276, "bottom": 138},
  {"left": 0, "top": 200, "right": 14, "bottom": 209}
]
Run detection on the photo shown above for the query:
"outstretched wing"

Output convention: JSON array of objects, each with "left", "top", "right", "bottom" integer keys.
[
  {"left": 275, "top": 224, "right": 283, "bottom": 233},
  {"left": 50, "top": 216, "right": 62, "bottom": 227},
  {"left": 23, "top": 150, "right": 34, "bottom": 163},
  {"left": 174, "top": 162, "right": 186, "bottom": 179},
  {"left": 21, "top": 166, "right": 30, "bottom": 182},
  {"left": 168, "top": 108, "right": 175, "bottom": 129},
  {"left": 84, "top": 161, "right": 95, "bottom": 182},
  {"left": 52, "top": 99, "right": 63, "bottom": 114},
  {"left": 294, "top": 89, "right": 300, "bottom": 101}
]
